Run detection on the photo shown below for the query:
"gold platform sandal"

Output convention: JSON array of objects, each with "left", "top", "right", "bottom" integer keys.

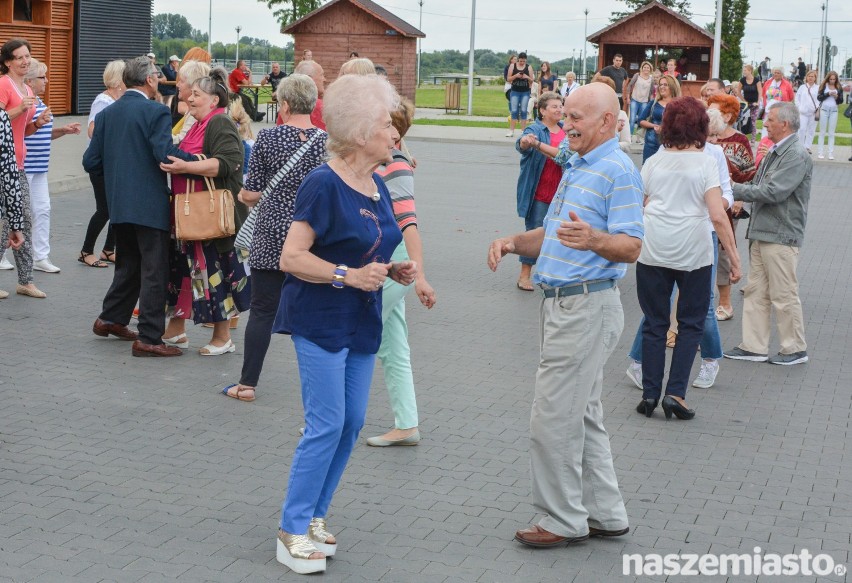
[
  {"left": 308, "top": 517, "right": 337, "bottom": 557},
  {"left": 276, "top": 530, "right": 326, "bottom": 574}
]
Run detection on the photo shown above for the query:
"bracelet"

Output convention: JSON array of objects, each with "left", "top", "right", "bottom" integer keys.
[{"left": 331, "top": 264, "right": 348, "bottom": 289}]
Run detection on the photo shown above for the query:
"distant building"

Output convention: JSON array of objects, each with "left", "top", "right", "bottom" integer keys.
[
  {"left": 1, "top": 0, "right": 153, "bottom": 114},
  {"left": 282, "top": 0, "right": 424, "bottom": 102}
]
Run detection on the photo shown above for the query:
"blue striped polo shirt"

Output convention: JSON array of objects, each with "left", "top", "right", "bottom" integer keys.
[
  {"left": 24, "top": 100, "right": 53, "bottom": 174},
  {"left": 533, "top": 137, "right": 644, "bottom": 287}
]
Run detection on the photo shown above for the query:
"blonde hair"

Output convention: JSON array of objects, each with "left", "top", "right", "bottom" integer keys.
[
  {"left": 339, "top": 57, "right": 376, "bottom": 76},
  {"left": 228, "top": 98, "right": 254, "bottom": 140},
  {"left": 324, "top": 74, "right": 400, "bottom": 158},
  {"left": 391, "top": 97, "right": 415, "bottom": 139},
  {"left": 659, "top": 74, "right": 682, "bottom": 98},
  {"left": 178, "top": 60, "right": 211, "bottom": 86},
  {"left": 102, "top": 60, "right": 126, "bottom": 89}
]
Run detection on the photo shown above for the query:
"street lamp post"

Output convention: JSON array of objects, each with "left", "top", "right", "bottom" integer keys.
[
  {"left": 571, "top": 48, "right": 575, "bottom": 75},
  {"left": 467, "top": 0, "right": 475, "bottom": 115},
  {"left": 235, "top": 26, "right": 242, "bottom": 64},
  {"left": 583, "top": 8, "right": 589, "bottom": 83},
  {"left": 207, "top": 0, "right": 212, "bottom": 56},
  {"left": 417, "top": 1, "right": 423, "bottom": 87}
]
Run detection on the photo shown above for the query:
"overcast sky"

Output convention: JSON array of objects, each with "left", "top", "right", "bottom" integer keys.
[{"left": 154, "top": 0, "right": 852, "bottom": 70}]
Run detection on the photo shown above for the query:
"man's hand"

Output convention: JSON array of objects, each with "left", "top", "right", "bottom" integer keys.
[
  {"left": 8, "top": 230, "right": 24, "bottom": 250},
  {"left": 487, "top": 237, "right": 515, "bottom": 271},
  {"left": 556, "top": 211, "right": 597, "bottom": 251},
  {"left": 519, "top": 135, "right": 537, "bottom": 150}
]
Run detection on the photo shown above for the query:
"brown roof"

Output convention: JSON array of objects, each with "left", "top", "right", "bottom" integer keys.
[
  {"left": 587, "top": 0, "right": 714, "bottom": 44},
  {"left": 282, "top": 0, "right": 425, "bottom": 38}
]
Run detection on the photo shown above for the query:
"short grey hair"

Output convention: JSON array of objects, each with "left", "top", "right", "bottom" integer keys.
[
  {"left": 275, "top": 73, "right": 317, "bottom": 115},
  {"left": 102, "top": 60, "right": 125, "bottom": 89},
  {"left": 294, "top": 60, "right": 321, "bottom": 78},
  {"left": 537, "top": 91, "right": 561, "bottom": 115},
  {"left": 24, "top": 58, "right": 46, "bottom": 81},
  {"left": 178, "top": 60, "right": 210, "bottom": 86},
  {"left": 323, "top": 74, "right": 400, "bottom": 158},
  {"left": 124, "top": 56, "right": 157, "bottom": 89},
  {"left": 769, "top": 101, "right": 800, "bottom": 131}
]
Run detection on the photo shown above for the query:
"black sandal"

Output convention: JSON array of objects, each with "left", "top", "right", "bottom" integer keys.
[
  {"left": 78, "top": 251, "right": 108, "bottom": 268},
  {"left": 100, "top": 249, "right": 116, "bottom": 263}
]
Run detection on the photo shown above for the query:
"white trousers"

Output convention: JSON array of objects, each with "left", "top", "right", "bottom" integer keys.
[
  {"left": 25, "top": 172, "right": 51, "bottom": 261},
  {"left": 797, "top": 113, "right": 817, "bottom": 149}
]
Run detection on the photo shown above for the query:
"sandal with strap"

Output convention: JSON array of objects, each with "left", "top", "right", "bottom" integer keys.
[
  {"left": 276, "top": 530, "right": 326, "bottom": 574},
  {"left": 78, "top": 251, "right": 109, "bottom": 268},
  {"left": 100, "top": 249, "right": 116, "bottom": 263},
  {"left": 221, "top": 384, "right": 255, "bottom": 402},
  {"left": 308, "top": 517, "right": 337, "bottom": 556}
]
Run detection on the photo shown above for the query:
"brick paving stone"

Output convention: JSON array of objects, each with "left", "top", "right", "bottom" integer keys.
[{"left": 1, "top": 142, "right": 850, "bottom": 582}]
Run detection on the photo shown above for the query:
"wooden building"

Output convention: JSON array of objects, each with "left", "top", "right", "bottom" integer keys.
[
  {"left": 0, "top": 0, "right": 152, "bottom": 114},
  {"left": 282, "top": 0, "right": 424, "bottom": 102},
  {"left": 587, "top": 0, "right": 716, "bottom": 98}
]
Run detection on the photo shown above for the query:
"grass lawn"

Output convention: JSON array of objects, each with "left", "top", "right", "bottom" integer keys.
[
  {"left": 413, "top": 118, "right": 505, "bottom": 128},
  {"left": 415, "top": 85, "right": 509, "bottom": 117}
]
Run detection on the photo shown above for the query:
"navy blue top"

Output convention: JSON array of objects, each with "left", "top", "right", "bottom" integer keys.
[{"left": 273, "top": 164, "right": 402, "bottom": 354}]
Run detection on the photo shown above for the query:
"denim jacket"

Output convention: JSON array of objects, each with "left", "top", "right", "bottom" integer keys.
[
  {"left": 733, "top": 134, "right": 811, "bottom": 247},
  {"left": 514, "top": 120, "right": 563, "bottom": 218}
]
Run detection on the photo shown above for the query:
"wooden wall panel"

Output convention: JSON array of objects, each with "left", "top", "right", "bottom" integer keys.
[
  {"left": 600, "top": 12, "right": 711, "bottom": 48},
  {"left": 292, "top": 3, "right": 388, "bottom": 36}
]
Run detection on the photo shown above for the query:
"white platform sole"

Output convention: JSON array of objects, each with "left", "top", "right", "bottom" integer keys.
[
  {"left": 276, "top": 538, "right": 326, "bottom": 574},
  {"left": 312, "top": 540, "right": 336, "bottom": 557}
]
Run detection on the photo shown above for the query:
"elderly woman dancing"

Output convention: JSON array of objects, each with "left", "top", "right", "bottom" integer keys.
[
  {"left": 222, "top": 74, "right": 328, "bottom": 402},
  {"left": 273, "top": 74, "right": 417, "bottom": 574}
]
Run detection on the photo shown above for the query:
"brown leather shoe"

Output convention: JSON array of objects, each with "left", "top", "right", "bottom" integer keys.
[
  {"left": 93, "top": 318, "right": 139, "bottom": 341},
  {"left": 131, "top": 340, "right": 183, "bottom": 357},
  {"left": 514, "top": 525, "right": 588, "bottom": 548},
  {"left": 589, "top": 526, "right": 630, "bottom": 538}
]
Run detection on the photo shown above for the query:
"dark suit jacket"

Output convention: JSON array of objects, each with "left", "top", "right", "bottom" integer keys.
[{"left": 83, "top": 90, "right": 189, "bottom": 232}]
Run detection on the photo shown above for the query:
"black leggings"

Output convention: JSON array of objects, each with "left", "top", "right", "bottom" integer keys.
[
  {"left": 81, "top": 172, "right": 114, "bottom": 255},
  {"left": 240, "top": 268, "right": 286, "bottom": 387}
]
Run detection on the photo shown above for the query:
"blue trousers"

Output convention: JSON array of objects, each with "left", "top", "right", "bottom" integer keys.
[
  {"left": 629, "top": 232, "right": 722, "bottom": 361},
  {"left": 509, "top": 90, "right": 531, "bottom": 121},
  {"left": 280, "top": 335, "right": 375, "bottom": 533}
]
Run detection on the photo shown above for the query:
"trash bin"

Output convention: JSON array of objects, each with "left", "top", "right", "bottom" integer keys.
[{"left": 444, "top": 82, "right": 461, "bottom": 113}]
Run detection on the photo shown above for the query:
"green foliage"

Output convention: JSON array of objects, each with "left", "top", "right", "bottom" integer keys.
[
  {"left": 612, "top": 0, "right": 692, "bottom": 22},
  {"left": 259, "top": 0, "right": 325, "bottom": 26},
  {"left": 418, "top": 49, "right": 596, "bottom": 78},
  {"left": 153, "top": 13, "right": 199, "bottom": 40},
  {"left": 705, "top": 0, "right": 749, "bottom": 81}
]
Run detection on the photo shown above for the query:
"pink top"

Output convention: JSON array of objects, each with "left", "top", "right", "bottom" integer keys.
[
  {"left": 172, "top": 107, "right": 226, "bottom": 195},
  {"left": 0, "top": 75, "right": 36, "bottom": 169}
]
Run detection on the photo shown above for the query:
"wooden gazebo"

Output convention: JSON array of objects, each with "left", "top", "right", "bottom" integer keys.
[
  {"left": 282, "top": 0, "right": 424, "bottom": 102},
  {"left": 587, "top": 0, "right": 716, "bottom": 98}
]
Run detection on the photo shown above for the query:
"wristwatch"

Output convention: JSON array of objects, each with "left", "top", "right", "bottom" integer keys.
[{"left": 331, "top": 264, "right": 348, "bottom": 289}]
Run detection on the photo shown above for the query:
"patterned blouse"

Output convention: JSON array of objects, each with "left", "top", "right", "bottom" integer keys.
[
  {"left": 0, "top": 109, "right": 24, "bottom": 231},
  {"left": 244, "top": 125, "right": 328, "bottom": 271}
]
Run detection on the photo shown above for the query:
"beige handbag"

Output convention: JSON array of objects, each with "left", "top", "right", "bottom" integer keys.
[{"left": 174, "top": 154, "right": 235, "bottom": 241}]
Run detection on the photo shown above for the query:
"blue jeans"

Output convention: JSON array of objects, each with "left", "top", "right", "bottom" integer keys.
[
  {"left": 280, "top": 335, "right": 375, "bottom": 533},
  {"left": 509, "top": 90, "right": 531, "bottom": 121},
  {"left": 629, "top": 232, "right": 722, "bottom": 361},
  {"left": 629, "top": 99, "right": 651, "bottom": 135},
  {"left": 520, "top": 199, "right": 550, "bottom": 266}
]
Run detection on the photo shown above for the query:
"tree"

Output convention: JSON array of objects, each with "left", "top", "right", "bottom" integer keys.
[
  {"left": 259, "top": 0, "right": 325, "bottom": 26},
  {"left": 611, "top": 0, "right": 691, "bottom": 22},
  {"left": 153, "top": 13, "right": 195, "bottom": 40},
  {"left": 705, "top": 0, "right": 749, "bottom": 81}
]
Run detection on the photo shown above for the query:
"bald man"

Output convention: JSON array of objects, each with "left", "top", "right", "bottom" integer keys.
[
  {"left": 488, "top": 83, "right": 644, "bottom": 548},
  {"left": 278, "top": 60, "right": 327, "bottom": 129}
]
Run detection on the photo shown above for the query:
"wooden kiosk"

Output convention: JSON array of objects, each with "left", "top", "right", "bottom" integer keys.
[{"left": 587, "top": 0, "right": 717, "bottom": 99}]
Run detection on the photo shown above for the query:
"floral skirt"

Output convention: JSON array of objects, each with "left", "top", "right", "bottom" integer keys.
[{"left": 166, "top": 240, "right": 251, "bottom": 324}]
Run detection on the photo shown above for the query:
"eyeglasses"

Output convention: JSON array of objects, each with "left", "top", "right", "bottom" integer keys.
[{"left": 36, "top": 76, "right": 47, "bottom": 80}]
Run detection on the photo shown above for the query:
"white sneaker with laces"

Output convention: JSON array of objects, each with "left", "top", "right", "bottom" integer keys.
[
  {"left": 0, "top": 255, "right": 12, "bottom": 270},
  {"left": 33, "top": 258, "right": 61, "bottom": 273},
  {"left": 625, "top": 361, "right": 642, "bottom": 390},
  {"left": 692, "top": 359, "right": 719, "bottom": 388}
]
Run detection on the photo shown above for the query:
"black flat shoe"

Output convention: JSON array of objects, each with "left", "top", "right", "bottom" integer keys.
[
  {"left": 636, "top": 398, "right": 658, "bottom": 417},
  {"left": 661, "top": 395, "right": 695, "bottom": 420}
]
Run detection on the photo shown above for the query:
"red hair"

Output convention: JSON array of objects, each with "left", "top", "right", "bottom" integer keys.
[
  {"left": 707, "top": 94, "right": 741, "bottom": 125},
  {"left": 660, "top": 97, "right": 708, "bottom": 149}
]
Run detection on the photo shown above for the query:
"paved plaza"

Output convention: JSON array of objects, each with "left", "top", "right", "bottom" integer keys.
[{"left": 0, "top": 137, "right": 850, "bottom": 582}]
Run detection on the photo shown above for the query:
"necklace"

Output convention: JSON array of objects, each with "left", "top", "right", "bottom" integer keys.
[{"left": 340, "top": 158, "right": 380, "bottom": 202}]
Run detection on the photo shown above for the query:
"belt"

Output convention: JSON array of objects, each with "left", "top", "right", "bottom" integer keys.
[{"left": 541, "top": 279, "right": 616, "bottom": 299}]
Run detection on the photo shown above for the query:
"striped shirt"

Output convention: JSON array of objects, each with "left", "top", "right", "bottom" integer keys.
[
  {"left": 23, "top": 100, "right": 53, "bottom": 174},
  {"left": 376, "top": 149, "right": 417, "bottom": 231},
  {"left": 533, "top": 137, "right": 644, "bottom": 287}
]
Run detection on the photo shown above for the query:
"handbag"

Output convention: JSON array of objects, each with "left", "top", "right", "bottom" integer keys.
[
  {"left": 807, "top": 88, "right": 820, "bottom": 121},
  {"left": 174, "top": 154, "right": 236, "bottom": 242},
  {"left": 234, "top": 130, "right": 325, "bottom": 252},
  {"left": 844, "top": 102, "right": 852, "bottom": 119}
]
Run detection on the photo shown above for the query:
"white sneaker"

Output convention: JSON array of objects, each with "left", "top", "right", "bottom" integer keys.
[
  {"left": 692, "top": 359, "right": 719, "bottom": 389},
  {"left": 818, "top": 153, "right": 825, "bottom": 159},
  {"left": 0, "top": 255, "right": 12, "bottom": 270},
  {"left": 829, "top": 154, "right": 835, "bottom": 160},
  {"left": 33, "top": 258, "right": 61, "bottom": 273},
  {"left": 625, "top": 361, "right": 642, "bottom": 390},
  {"left": 505, "top": 131, "right": 514, "bottom": 138}
]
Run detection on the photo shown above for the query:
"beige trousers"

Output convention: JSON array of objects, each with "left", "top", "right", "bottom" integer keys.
[
  {"left": 740, "top": 240, "right": 807, "bottom": 355},
  {"left": 531, "top": 286, "right": 629, "bottom": 537}
]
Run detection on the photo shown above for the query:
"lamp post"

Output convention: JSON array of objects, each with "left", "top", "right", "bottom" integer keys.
[
  {"left": 207, "top": 0, "right": 212, "bottom": 56},
  {"left": 235, "top": 26, "right": 242, "bottom": 64},
  {"left": 417, "top": 1, "right": 423, "bottom": 87},
  {"left": 467, "top": 0, "right": 475, "bottom": 115},
  {"left": 582, "top": 8, "right": 589, "bottom": 83},
  {"left": 571, "top": 48, "right": 575, "bottom": 74}
]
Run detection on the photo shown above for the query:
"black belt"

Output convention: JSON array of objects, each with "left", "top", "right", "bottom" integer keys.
[{"left": 541, "top": 279, "right": 616, "bottom": 298}]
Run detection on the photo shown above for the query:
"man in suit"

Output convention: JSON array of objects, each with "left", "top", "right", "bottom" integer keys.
[
  {"left": 83, "top": 56, "right": 190, "bottom": 357},
  {"left": 724, "top": 101, "right": 812, "bottom": 366}
]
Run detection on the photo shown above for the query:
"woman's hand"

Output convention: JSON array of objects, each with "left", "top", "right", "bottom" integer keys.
[
  {"left": 519, "top": 134, "right": 537, "bottom": 150},
  {"left": 348, "top": 261, "right": 393, "bottom": 292},
  {"left": 238, "top": 189, "right": 261, "bottom": 207},
  {"left": 58, "top": 122, "right": 81, "bottom": 136},
  {"left": 729, "top": 259, "right": 742, "bottom": 284},
  {"left": 731, "top": 201, "right": 744, "bottom": 216},
  {"left": 36, "top": 107, "right": 52, "bottom": 126},
  {"left": 159, "top": 155, "right": 189, "bottom": 174},
  {"left": 389, "top": 261, "right": 418, "bottom": 286},
  {"left": 414, "top": 275, "right": 437, "bottom": 309}
]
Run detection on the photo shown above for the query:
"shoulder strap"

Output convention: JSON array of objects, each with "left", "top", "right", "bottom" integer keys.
[{"left": 257, "top": 129, "right": 326, "bottom": 205}]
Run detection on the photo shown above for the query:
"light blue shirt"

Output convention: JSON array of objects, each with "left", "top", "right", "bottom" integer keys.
[{"left": 533, "top": 137, "right": 644, "bottom": 287}]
